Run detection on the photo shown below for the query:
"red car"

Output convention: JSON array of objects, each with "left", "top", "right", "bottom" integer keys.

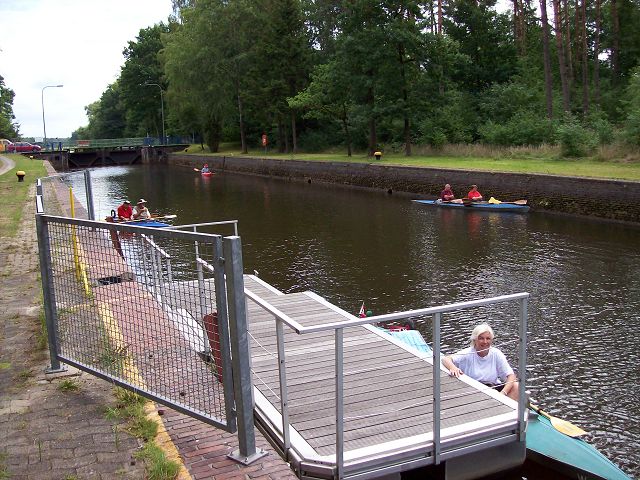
[{"left": 8, "top": 142, "right": 42, "bottom": 153}]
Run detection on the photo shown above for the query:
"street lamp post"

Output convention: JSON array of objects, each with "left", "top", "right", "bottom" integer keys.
[
  {"left": 42, "top": 84, "right": 63, "bottom": 149},
  {"left": 144, "top": 82, "right": 165, "bottom": 145}
]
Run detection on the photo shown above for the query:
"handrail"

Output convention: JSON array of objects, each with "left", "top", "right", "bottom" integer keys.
[
  {"left": 169, "top": 220, "right": 239, "bottom": 236},
  {"left": 247, "top": 289, "right": 529, "bottom": 476},
  {"left": 247, "top": 292, "right": 529, "bottom": 335},
  {"left": 141, "top": 233, "right": 171, "bottom": 259}
]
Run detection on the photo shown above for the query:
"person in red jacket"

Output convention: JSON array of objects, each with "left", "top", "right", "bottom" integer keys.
[
  {"left": 467, "top": 185, "right": 483, "bottom": 201},
  {"left": 116, "top": 200, "right": 133, "bottom": 220}
]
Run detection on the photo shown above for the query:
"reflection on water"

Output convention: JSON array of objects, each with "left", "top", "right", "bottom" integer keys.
[{"left": 74, "top": 165, "right": 639, "bottom": 478}]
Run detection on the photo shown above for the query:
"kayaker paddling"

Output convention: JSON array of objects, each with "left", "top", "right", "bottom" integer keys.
[
  {"left": 436, "top": 183, "right": 464, "bottom": 204},
  {"left": 133, "top": 198, "right": 151, "bottom": 219},
  {"left": 441, "top": 323, "right": 519, "bottom": 401},
  {"left": 116, "top": 199, "right": 132, "bottom": 220},
  {"left": 467, "top": 184, "right": 483, "bottom": 202}
]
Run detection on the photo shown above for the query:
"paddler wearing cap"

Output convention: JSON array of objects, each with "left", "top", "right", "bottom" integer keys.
[
  {"left": 116, "top": 200, "right": 133, "bottom": 220},
  {"left": 133, "top": 198, "right": 151, "bottom": 219}
]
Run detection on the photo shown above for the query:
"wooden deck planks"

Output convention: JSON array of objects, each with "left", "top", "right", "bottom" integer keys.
[{"left": 170, "top": 275, "right": 517, "bottom": 460}]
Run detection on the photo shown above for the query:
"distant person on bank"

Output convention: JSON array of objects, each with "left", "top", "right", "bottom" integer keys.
[
  {"left": 133, "top": 199, "right": 151, "bottom": 219},
  {"left": 441, "top": 323, "right": 519, "bottom": 401},
  {"left": 116, "top": 200, "right": 133, "bottom": 220}
]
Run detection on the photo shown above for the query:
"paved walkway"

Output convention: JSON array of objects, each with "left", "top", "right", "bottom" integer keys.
[
  {"left": 0, "top": 154, "right": 15, "bottom": 175},
  {"left": 0, "top": 162, "right": 297, "bottom": 479}
]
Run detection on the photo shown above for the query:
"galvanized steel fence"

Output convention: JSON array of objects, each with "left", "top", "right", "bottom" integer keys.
[
  {"left": 35, "top": 171, "right": 264, "bottom": 461},
  {"left": 36, "top": 214, "right": 240, "bottom": 430}
]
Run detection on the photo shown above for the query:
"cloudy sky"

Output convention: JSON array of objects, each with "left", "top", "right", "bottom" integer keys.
[{"left": 1, "top": 0, "right": 173, "bottom": 139}]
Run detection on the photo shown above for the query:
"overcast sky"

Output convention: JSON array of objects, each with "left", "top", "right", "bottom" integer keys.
[{"left": 0, "top": 0, "right": 173, "bottom": 139}]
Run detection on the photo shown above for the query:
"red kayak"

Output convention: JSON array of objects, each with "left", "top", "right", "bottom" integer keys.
[{"left": 201, "top": 171, "right": 214, "bottom": 177}]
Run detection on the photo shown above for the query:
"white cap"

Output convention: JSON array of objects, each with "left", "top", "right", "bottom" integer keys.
[{"left": 138, "top": 198, "right": 147, "bottom": 203}]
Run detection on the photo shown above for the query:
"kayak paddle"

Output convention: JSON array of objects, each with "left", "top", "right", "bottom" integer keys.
[
  {"left": 193, "top": 168, "right": 200, "bottom": 172},
  {"left": 529, "top": 404, "right": 587, "bottom": 438},
  {"left": 503, "top": 199, "right": 528, "bottom": 205}
]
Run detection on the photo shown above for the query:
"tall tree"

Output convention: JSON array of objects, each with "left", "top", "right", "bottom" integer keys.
[
  {"left": 0, "top": 75, "right": 19, "bottom": 139},
  {"left": 443, "top": 0, "right": 518, "bottom": 93},
  {"left": 289, "top": 60, "right": 356, "bottom": 156},
  {"left": 610, "top": 0, "right": 621, "bottom": 84},
  {"left": 119, "top": 24, "right": 170, "bottom": 138},
  {"left": 81, "top": 83, "right": 127, "bottom": 139},
  {"left": 593, "top": 0, "right": 601, "bottom": 103},
  {"left": 540, "top": 0, "right": 553, "bottom": 118},
  {"left": 251, "top": 0, "right": 311, "bottom": 153},
  {"left": 552, "top": 0, "right": 571, "bottom": 111},
  {"left": 163, "top": 0, "right": 236, "bottom": 151},
  {"left": 579, "top": 0, "right": 589, "bottom": 114}
]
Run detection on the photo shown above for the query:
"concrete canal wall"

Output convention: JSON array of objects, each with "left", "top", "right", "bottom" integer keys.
[{"left": 167, "top": 154, "right": 640, "bottom": 223}]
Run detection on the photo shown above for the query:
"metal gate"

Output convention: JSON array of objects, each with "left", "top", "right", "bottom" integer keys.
[{"left": 36, "top": 213, "right": 241, "bottom": 431}]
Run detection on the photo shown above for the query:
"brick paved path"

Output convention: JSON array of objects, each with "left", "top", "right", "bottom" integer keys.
[
  {"left": 0, "top": 164, "right": 299, "bottom": 479},
  {"left": 0, "top": 182, "right": 145, "bottom": 479}
]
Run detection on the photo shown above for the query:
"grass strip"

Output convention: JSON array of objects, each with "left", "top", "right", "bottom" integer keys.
[
  {"left": 106, "top": 387, "right": 180, "bottom": 480},
  {"left": 0, "top": 154, "right": 47, "bottom": 237},
  {"left": 0, "top": 451, "right": 9, "bottom": 480}
]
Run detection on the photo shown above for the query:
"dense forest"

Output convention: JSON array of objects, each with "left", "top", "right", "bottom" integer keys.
[{"left": 71, "top": 0, "right": 640, "bottom": 157}]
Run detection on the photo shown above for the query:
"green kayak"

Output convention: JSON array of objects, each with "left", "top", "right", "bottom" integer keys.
[{"left": 527, "top": 410, "right": 630, "bottom": 480}]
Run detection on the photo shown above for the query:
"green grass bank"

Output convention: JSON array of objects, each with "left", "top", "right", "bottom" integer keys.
[{"left": 0, "top": 154, "right": 46, "bottom": 237}]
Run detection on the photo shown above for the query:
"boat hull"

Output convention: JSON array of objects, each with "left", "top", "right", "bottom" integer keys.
[
  {"left": 413, "top": 199, "right": 530, "bottom": 213},
  {"left": 126, "top": 220, "right": 170, "bottom": 228},
  {"left": 201, "top": 171, "right": 214, "bottom": 177}
]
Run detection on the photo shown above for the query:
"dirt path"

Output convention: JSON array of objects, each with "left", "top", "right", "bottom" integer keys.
[{"left": 0, "top": 154, "right": 15, "bottom": 176}]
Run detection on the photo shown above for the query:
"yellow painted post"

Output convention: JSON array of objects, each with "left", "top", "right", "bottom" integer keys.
[
  {"left": 69, "top": 187, "right": 91, "bottom": 296},
  {"left": 70, "top": 188, "right": 80, "bottom": 280}
]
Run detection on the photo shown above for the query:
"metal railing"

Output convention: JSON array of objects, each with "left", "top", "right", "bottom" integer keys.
[
  {"left": 245, "top": 290, "right": 529, "bottom": 478},
  {"left": 35, "top": 172, "right": 265, "bottom": 463},
  {"left": 169, "top": 220, "right": 239, "bottom": 237},
  {"left": 36, "top": 170, "right": 95, "bottom": 219},
  {"left": 59, "top": 136, "right": 195, "bottom": 149}
]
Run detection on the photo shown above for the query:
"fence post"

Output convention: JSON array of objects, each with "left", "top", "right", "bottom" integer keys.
[
  {"left": 194, "top": 227, "right": 206, "bottom": 322},
  {"left": 36, "top": 178, "right": 44, "bottom": 214},
  {"left": 518, "top": 296, "right": 528, "bottom": 441},
  {"left": 83, "top": 169, "right": 95, "bottom": 220},
  {"left": 212, "top": 236, "right": 236, "bottom": 426},
  {"left": 433, "top": 312, "right": 442, "bottom": 464},
  {"left": 335, "top": 327, "right": 344, "bottom": 479},
  {"left": 223, "top": 236, "right": 266, "bottom": 464},
  {"left": 36, "top": 215, "right": 66, "bottom": 373}
]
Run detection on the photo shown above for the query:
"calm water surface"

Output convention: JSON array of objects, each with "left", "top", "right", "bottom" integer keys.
[{"left": 81, "top": 165, "right": 639, "bottom": 478}]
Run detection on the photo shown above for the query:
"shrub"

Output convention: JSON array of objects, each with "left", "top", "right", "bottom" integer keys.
[
  {"left": 557, "top": 115, "right": 597, "bottom": 157},
  {"left": 297, "top": 125, "right": 342, "bottom": 152},
  {"left": 585, "top": 110, "right": 615, "bottom": 145},
  {"left": 621, "top": 67, "right": 640, "bottom": 146},
  {"left": 478, "top": 112, "right": 556, "bottom": 146}
]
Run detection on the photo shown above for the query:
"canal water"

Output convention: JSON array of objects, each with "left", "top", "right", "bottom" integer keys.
[{"left": 80, "top": 164, "right": 638, "bottom": 478}]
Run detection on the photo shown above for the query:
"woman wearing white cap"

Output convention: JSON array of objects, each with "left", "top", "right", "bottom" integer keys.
[{"left": 133, "top": 199, "right": 151, "bottom": 219}]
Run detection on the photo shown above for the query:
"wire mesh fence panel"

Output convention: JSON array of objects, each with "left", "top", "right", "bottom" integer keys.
[
  {"left": 39, "top": 172, "right": 89, "bottom": 218},
  {"left": 40, "top": 215, "right": 236, "bottom": 431}
]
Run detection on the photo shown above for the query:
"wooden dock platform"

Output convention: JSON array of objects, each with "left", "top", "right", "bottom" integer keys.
[{"left": 168, "top": 275, "right": 526, "bottom": 480}]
